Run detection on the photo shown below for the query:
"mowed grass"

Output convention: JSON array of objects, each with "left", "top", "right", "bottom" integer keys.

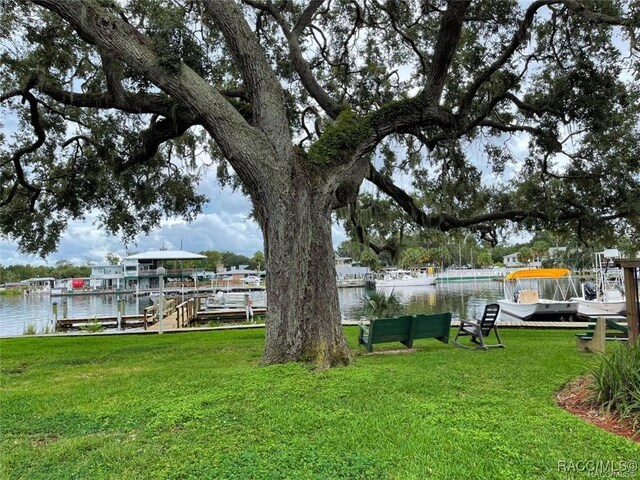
[{"left": 1, "top": 328, "right": 638, "bottom": 479}]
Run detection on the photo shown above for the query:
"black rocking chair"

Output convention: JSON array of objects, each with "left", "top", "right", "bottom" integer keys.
[{"left": 453, "top": 303, "right": 504, "bottom": 350}]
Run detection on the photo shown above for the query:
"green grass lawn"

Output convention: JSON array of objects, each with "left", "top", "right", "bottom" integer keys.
[{"left": 1, "top": 328, "right": 638, "bottom": 479}]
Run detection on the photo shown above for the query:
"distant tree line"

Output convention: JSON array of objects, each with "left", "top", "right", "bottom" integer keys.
[
  {"left": 0, "top": 261, "right": 91, "bottom": 284},
  {"left": 198, "top": 251, "right": 265, "bottom": 272},
  {"left": 337, "top": 230, "right": 639, "bottom": 272}
]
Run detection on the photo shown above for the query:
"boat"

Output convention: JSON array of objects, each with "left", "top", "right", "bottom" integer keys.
[
  {"left": 497, "top": 268, "right": 579, "bottom": 321},
  {"left": 205, "top": 291, "right": 251, "bottom": 309},
  {"left": 575, "top": 249, "right": 626, "bottom": 316},
  {"left": 375, "top": 269, "right": 437, "bottom": 288},
  {"left": 201, "top": 291, "right": 266, "bottom": 321},
  {"left": 21, "top": 277, "right": 55, "bottom": 295}
]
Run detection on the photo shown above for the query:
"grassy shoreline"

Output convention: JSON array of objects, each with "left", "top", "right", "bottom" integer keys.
[
  {"left": 1, "top": 328, "right": 638, "bottom": 479},
  {"left": 0, "top": 288, "right": 23, "bottom": 297}
]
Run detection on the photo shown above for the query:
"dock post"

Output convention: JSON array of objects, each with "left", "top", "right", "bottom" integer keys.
[
  {"left": 52, "top": 302, "right": 58, "bottom": 328},
  {"left": 245, "top": 294, "right": 254, "bottom": 322},
  {"left": 62, "top": 300, "right": 68, "bottom": 319},
  {"left": 156, "top": 266, "right": 166, "bottom": 334},
  {"left": 116, "top": 298, "right": 122, "bottom": 331}
]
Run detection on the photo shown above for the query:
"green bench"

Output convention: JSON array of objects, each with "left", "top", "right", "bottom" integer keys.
[{"left": 358, "top": 312, "right": 452, "bottom": 353}]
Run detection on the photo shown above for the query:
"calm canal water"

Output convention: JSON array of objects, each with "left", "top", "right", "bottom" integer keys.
[{"left": 0, "top": 281, "right": 505, "bottom": 337}]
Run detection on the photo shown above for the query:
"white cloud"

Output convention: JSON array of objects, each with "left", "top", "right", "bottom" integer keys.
[{"left": 0, "top": 181, "right": 351, "bottom": 266}]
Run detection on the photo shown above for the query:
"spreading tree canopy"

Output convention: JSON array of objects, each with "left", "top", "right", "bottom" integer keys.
[{"left": 1, "top": 0, "right": 639, "bottom": 367}]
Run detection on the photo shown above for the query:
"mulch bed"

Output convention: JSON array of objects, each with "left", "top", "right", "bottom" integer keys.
[{"left": 556, "top": 376, "right": 638, "bottom": 442}]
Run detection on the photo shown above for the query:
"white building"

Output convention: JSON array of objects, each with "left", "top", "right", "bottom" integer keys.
[
  {"left": 122, "top": 250, "right": 207, "bottom": 290},
  {"left": 503, "top": 253, "right": 521, "bottom": 267},
  {"left": 88, "top": 250, "right": 207, "bottom": 291},
  {"left": 90, "top": 265, "right": 124, "bottom": 290},
  {"left": 334, "top": 257, "right": 372, "bottom": 288}
]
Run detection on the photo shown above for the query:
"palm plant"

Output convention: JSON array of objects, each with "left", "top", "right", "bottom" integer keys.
[{"left": 361, "top": 290, "right": 404, "bottom": 319}]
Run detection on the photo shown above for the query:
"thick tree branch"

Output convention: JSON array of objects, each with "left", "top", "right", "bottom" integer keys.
[
  {"left": 34, "top": 74, "right": 174, "bottom": 115},
  {"left": 504, "top": 92, "right": 565, "bottom": 119},
  {"left": 244, "top": 0, "right": 342, "bottom": 119},
  {"left": 31, "top": 0, "right": 278, "bottom": 188},
  {"left": 203, "top": 0, "right": 292, "bottom": 150},
  {"left": 425, "top": 0, "right": 471, "bottom": 100},
  {"left": 2, "top": 91, "right": 45, "bottom": 211},
  {"left": 13, "top": 92, "right": 44, "bottom": 194},
  {"left": 366, "top": 163, "right": 536, "bottom": 229},
  {"left": 292, "top": 0, "right": 325, "bottom": 36},
  {"left": 364, "top": 161, "right": 630, "bottom": 242},
  {"left": 118, "top": 115, "right": 195, "bottom": 172},
  {"left": 564, "top": 0, "right": 640, "bottom": 28},
  {"left": 99, "top": 50, "right": 127, "bottom": 105}
]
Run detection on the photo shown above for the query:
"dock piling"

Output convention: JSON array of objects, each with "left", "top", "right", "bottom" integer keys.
[{"left": 116, "top": 298, "right": 122, "bottom": 331}]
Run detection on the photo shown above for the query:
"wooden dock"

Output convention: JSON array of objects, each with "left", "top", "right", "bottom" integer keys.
[
  {"left": 54, "top": 297, "right": 200, "bottom": 332},
  {"left": 34, "top": 316, "right": 608, "bottom": 339},
  {"left": 55, "top": 314, "right": 147, "bottom": 330},
  {"left": 146, "top": 298, "right": 198, "bottom": 331},
  {"left": 52, "top": 306, "right": 600, "bottom": 333},
  {"left": 345, "top": 319, "right": 593, "bottom": 329},
  {"left": 147, "top": 311, "right": 178, "bottom": 331},
  {"left": 577, "top": 304, "right": 626, "bottom": 319}
]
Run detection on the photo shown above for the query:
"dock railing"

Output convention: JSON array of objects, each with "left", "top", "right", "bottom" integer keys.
[
  {"left": 143, "top": 298, "right": 197, "bottom": 329},
  {"left": 175, "top": 298, "right": 197, "bottom": 328},
  {"left": 143, "top": 298, "right": 176, "bottom": 329}
]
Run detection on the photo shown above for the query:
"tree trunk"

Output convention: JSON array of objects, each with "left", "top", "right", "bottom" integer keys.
[{"left": 258, "top": 166, "right": 352, "bottom": 368}]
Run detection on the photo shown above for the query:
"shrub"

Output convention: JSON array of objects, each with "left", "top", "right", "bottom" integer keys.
[
  {"left": 361, "top": 290, "right": 404, "bottom": 319},
  {"left": 588, "top": 342, "right": 640, "bottom": 429},
  {"left": 0, "top": 288, "right": 24, "bottom": 296},
  {"left": 23, "top": 324, "right": 37, "bottom": 335},
  {"left": 80, "top": 321, "right": 103, "bottom": 333}
]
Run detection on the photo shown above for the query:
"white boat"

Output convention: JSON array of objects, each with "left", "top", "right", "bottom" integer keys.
[
  {"left": 576, "top": 249, "right": 626, "bottom": 316},
  {"left": 205, "top": 291, "right": 256, "bottom": 309},
  {"left": 497, "top": 268, "right": 579, "bottom": 321},
  {"left": 375, "top": 269, "right": 437, "bottom": 288}
]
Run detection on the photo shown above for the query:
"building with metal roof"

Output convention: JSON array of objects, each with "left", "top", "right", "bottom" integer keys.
[{"left": 124, "top": 250, "right": 207, "bottom": 261}]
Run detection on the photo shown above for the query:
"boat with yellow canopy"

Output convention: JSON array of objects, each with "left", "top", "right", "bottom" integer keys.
[{"left": 497, "top": 268, "right": 580, "bottom": 321}]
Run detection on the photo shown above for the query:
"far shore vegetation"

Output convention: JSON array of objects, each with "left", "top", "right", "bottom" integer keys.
[
  {"left": 1, "top": 328, "right": 638, "bottom": 479},
  {"left": 0, "top": 288, "right": 22, "bottom": 296}
]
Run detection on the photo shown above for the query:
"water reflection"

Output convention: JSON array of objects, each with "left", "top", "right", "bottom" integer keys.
[
  {"left": 1, "top": 281, "right": 506, "bottom": 336},
  {"left": 0, "top": 293, "right": 147, "bottom": 336},
  {"left": 339, "top": 281, "right": 505, "bottom": 322}
]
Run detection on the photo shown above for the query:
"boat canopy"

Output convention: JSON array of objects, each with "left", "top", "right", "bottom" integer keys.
[{"left": 505, "top": 268, "right": 572, "bottom": 280}]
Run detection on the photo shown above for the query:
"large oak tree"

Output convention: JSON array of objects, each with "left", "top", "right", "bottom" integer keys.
[{"left": 1, "top": 0, "right": 639, "bottom": 367}]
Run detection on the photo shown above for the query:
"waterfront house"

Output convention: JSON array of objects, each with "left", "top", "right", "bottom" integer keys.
[
  {"left": 503, "top": 253, "right": 522, "bottom": 268},
  {"left": 90, "top": 265, "right": 125, "bottom": 290},
  {"left": 335, "top": 257, "right": 371, "bottom": 287},
  {"left": 213, "top": 266, "right": 262, "bottom": 285},
  {"left": 21, "top": 277, "right": 55, "bottom": 294},
  {"left": 122, "top": 250, "right": 207, "bottom": 290}
]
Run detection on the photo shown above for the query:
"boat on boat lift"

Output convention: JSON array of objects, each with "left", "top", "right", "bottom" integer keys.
[
  {"left": 575, "top": 249, "right": 626, "bottom": 316},
  {"left": 497, "top": 268, "right": 579, "bottom": 321},
  {"left": 375, "top": 268, "right": 437, "bottom": 288}
]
